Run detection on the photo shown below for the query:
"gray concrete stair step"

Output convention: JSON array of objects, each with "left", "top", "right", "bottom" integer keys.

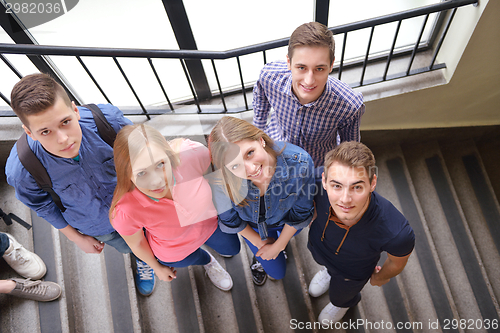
[
  {"left": 3, "top": 126, "right": 500, "bottom": 333},
  {"left": 0, "top": 181, "right": 43, "bottom": 333},
  {"left": 401, "top": 140, "right": 498, "bottom": 331},
  {"left": 371, "top": 144, "right": 447, "bottom": 333},
  {"left": 474, "top": 130, "right": 500, "bottom": 201},
  {"left": 36, "top": 213, "right": 139, "bottom": 333},
  {"left": 439, "top": 139, "right": 500, "bottom": 304}
]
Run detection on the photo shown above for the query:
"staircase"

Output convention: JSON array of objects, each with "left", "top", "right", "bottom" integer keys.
[{"left": 1, "top": 125, "right": 499, "bottom": 333}]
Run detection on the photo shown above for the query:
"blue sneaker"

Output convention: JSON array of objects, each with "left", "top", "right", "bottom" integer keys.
[{"left": 135, "top": 259, "right": 155, "bottom": 296}]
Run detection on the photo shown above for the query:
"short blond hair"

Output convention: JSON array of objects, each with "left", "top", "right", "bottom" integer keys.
[{"left": 324, "top": 142, "right": 376, "bottom": 183}]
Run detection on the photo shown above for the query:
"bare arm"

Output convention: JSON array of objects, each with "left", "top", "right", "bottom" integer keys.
[
  {"left": 239, "top": 224, "right": 275, "bottom": 248},
  {"left": 370, "top": 252, "right": 411, "bottom": 286},
  {"left": 60, "top": 225, "right": 104, "bottom": 254},
  {"left": 121, "top": 230, "right": 176, "bottom": 282}
]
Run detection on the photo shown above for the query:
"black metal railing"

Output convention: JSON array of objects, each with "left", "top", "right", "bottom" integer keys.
[{"left": 0, "top": 0, "right": 479, "bottom": 119}]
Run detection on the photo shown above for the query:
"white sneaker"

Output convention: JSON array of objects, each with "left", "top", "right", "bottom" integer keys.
[
  {"left": 318, "top": 302, "right": 349, "bottom": 323},
  {"left": 204, "top": 252, "right": 233, "bottom": 291},
  {"left": 2, "top": 233, "right": 46, "bottom": 280},
  {"left": 308, "top": 267, "right": 331, "bottom": 297}
]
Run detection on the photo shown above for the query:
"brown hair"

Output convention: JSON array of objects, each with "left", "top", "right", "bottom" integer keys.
[
  {"left": 109, "top": 124, "right": 181, "bottom": 222},
  {"left": 288, "top": 22, "right": 335, "bottom": 65},
  {"left": 208, "top": 116, "right": 279, "bottom": 206},
  {"left": 11, "top": 73, "right": 72, "bottom": 127},
  {"left": 324, "top": 141, "right": 377, "bottom": 183}
]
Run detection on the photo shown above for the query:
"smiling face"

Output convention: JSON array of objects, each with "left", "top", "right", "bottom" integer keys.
[
  {"left": 323, "top": 162, "right": 377, "bottom": 226},
  {"left": 130, "top": 143, "right": 173, "bottom": 199},
  {"left": 224, "top": 138, "right": 275, "bottom": 188},
  {"left": 23, "top": 96, "right": 82, "bottom": 159},
  {"left": 287, "top": 45, "right": 334, "bottom": 105}
]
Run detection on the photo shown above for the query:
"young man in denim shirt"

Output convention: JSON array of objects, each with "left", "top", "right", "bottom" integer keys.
[{"left": 5, "top": 73, "right": 155, "bottom": 296}]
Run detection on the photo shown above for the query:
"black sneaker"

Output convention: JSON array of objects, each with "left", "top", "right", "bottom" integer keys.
[{"left": 251, "top": 256, "right": 267, "bottom": 286}]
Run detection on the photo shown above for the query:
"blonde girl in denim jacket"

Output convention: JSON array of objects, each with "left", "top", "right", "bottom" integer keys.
[{"left": 208, "top": 116, "right": 315, "bottom": 285}]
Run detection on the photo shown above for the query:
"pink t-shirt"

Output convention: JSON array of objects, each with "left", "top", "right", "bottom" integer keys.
[{"left": 112, "top": 139, "right": 218, "bottom": 262}]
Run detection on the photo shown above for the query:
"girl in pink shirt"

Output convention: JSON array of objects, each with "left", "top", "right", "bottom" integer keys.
[{"left": 110, "top": 124, "right": 240, "bottom": 293}]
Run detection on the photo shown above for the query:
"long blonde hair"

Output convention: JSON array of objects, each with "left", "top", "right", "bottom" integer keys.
[
  {"left": 208, "top": 116, "right": 280, "bottom": 206},
  {"left": 109, "top": 124, "right": 181, "bottom": 222}
]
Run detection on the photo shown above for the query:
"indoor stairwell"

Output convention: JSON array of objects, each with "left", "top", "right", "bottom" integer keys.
[{"left": 1, "top": 126, "right": 499, "bottom": 333}]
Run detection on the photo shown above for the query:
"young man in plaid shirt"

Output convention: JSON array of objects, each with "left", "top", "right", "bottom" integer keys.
[
  {"left": 253, "top": 21, "right": 365, "bottom": 169},
  {"left": 252, "top": 22, "right": 365, "bottom": 285}
]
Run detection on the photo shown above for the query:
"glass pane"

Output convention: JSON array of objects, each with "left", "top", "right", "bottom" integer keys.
[
  {"left": 184, "top": 0, "right": 314, "bottom": 51},
  {"left": 329, "top": 0, "right": 440, "bottom": 62},
  {"left": 23, "top": 0, "right": 178, "bottom": 49},
  {"left": 0, "top": 31, "right": 40, "bottom": 107},
  {"left": 184, "top": 0, "right": 314, "bottom": 95},
  {"left": 328, "top": 0, "right": 440, "bottom": 26}
]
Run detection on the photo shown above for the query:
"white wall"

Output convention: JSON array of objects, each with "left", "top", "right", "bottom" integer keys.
[{"left": 360, "top": 0, "right": 500, "bottom": 130}]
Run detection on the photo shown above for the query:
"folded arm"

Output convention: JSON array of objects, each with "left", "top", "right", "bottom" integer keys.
[{"left": 256, "top": 224, "right": 297, "bottom": 260}]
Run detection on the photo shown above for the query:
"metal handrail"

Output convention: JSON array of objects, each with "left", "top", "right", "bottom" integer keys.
[
  {"left": 0, "top": 0, "right": 478, "bottom": 59},
  {"left": 0, "top": 0, "right": 479, "bottom": 118}
]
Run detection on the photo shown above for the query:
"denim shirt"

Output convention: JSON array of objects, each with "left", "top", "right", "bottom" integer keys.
[
  {"left": 5, "top": 104, "right": 132, "bottom": 236},
  {"left": 211, "top": 142, "right": 315, "bottom": 234}
]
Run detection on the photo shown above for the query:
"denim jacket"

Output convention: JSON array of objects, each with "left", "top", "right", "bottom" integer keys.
[
  {"left": 211, "top": 142, "right": 315, "bottom": 234},
  {"left": 5, "top": 104, "right": 132, "bottom": 236}
]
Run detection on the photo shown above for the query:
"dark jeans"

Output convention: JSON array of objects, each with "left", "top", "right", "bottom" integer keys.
[
  {"left": 245, "top": 226, "right": 302, "bottom": 280},
  {"left": 0, "top": 232, "right": 9, "bottom": 257},
  {"left": 327, "top": 267, "right": 370, "bottom": 308},
  {"left": 158, "top": 224, "right": 240, "bottom": 268}
]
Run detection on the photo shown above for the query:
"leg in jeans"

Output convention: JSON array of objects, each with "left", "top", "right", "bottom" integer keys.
[
  {"left": 327, "top": 267, "right": 369, "bottom": 308},
  {"left": 245, "top": 228, "right": 287, "bottom": 280},
  {"left": 158, "top": 239, "right": 234, "bottom": 291},
  {"left": 94, "top": 231, "right": 132, "bottom": 254},
  {"left": 158, "top": 248, "right": 211, "bottom": 268},
  {"left": 204, "top": 223, "right": 240, "bottom": 257},
  {"left": 0, "top": 232, "right": 9, "bottom": 257},
  {"left": 158, "top": 224, "right": 241, "bottom": 268}
]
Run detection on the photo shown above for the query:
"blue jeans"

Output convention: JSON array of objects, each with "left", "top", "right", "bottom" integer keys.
[
  {"left": 158, "top": 224, "right": 240, "bottom": 268},
  {"left": 94, "top": 231, "right": 132, "bottom": 254},
  {"left": 0, "top": 232, "right": 9, "bottom": 257},
  {"left": 245, "top": 226, "right": 302, "bottom": 280}
]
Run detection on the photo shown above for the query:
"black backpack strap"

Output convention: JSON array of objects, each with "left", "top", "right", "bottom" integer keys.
[
  {"left": 0, "top": 208, "right": 32, "bottom": 229},
  {"left": 16, "top": 133, "right": 66, "bottom": 212},
  {"left": 83, "top": 103, "right": 116, "bottom": 147}
]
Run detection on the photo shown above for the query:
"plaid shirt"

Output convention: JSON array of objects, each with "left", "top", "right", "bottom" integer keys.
[{"left": 253, "top": 61, "right": 364, "bottom": 167}]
